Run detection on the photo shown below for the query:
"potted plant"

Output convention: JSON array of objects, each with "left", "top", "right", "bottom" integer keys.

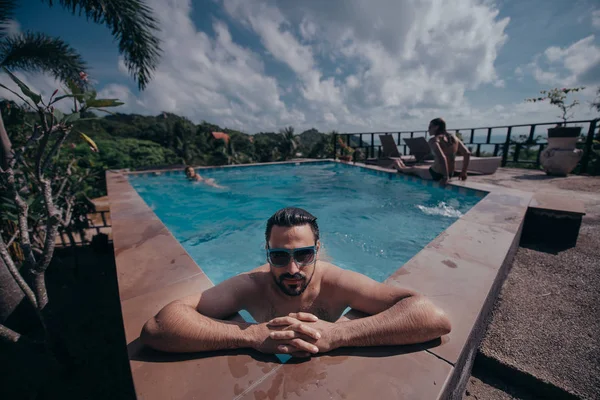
[
  {"left": 526, "top": 87, "right": 585, "bottom": 176},
  {"left": 337, "top": 137, "right": 354, "bottom": 162}
]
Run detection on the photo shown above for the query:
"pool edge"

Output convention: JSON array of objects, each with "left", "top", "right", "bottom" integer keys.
[{"left": 107, "top": 160, "right": 532, "bottom": 400}]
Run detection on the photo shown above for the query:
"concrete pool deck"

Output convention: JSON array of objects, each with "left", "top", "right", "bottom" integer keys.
[
  {"left": 462, "top": 169, "right": 600, "bottom": 400},
  {"left": 107, "top": 160, "right": 539, "bottom": 399}
]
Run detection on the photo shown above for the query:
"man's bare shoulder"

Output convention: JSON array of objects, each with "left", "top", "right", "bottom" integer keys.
[
  {"left": 230, "top": 265, "right": 271, "bottom": 291},
  {"left": 190, "top": 265, "right": 270, "bottom": 311},
  {"left": 320, "top": 263, "right": 405, "bottom": 292},
  {"left": 320, "top": 262, "right": 355, "bottom": 287}
]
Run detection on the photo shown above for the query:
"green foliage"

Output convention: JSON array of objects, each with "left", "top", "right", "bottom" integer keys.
[
  {"left": 278, "top": 126, "right": 297, "bottom": 160},
  {"left": 88, "top": 138, "right": 178, "bottom": 169},
  {"left": 0, "top": 68, "right": 125, "bottom": 244},
  {"left": 306, "top": 132, "right": 334, "bottom": 159}
]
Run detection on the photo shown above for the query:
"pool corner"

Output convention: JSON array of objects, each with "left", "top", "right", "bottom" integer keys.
[{"left": 107, "top": 161, "right": 533, "bottom": 400}]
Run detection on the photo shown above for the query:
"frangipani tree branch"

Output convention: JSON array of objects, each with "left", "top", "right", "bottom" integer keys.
[
  {"left": 2, "top": 168, "right": 37, "bottom": 272},
  {"left": 0, "top": 324, "right": 22, "bottom": 344},
  {"left": 0, "top": 230, "right": 38, "bottom": 310}
]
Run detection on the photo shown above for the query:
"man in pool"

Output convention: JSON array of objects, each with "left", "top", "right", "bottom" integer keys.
[
  {"left": 140, "top": 207, "right": 451, "bottom": 357},
  {"left": 184, "top": 166, "right": 223, "bottom": 188}
]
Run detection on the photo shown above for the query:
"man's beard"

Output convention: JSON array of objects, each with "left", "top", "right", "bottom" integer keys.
[{"left": 274, "top": 269, "right": 315, "bottom": 297}]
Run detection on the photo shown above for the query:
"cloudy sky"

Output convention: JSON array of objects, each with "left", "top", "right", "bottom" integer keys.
[{"left": 5, "top": 0, "right": 600, "bottom": 133}]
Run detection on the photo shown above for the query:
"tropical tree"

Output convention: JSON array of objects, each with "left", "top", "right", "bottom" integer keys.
[
  {"left": 0, "top": 0, "right": 161, "bottom": 354},
  {"left": 279, "top": 126, "right": 297, "bottom": 160},
  {"left": 0, "top": 0, "right": 160, "bottom": 90},
  {"left": 593, "top": 86, "right": 600, "bottom": 114},
  {"left": 0, "top": 70, "right": 123, "bottom": 343},
  {"left": 172, "top": 118, "right": 198, "bottom": 164},
  {"left": 307, "top": 131, "right": 335, "bottom": 159},
  {"left": 1, "top": 0, "right": 161, "bottom": 165}
]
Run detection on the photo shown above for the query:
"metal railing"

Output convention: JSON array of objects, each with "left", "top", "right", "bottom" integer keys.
[
  {"left": 56, "top": 210, "right": 112, "bottom": 247},
  {"left": 333, "top": 119, "right": 599, "bottom": 174}
]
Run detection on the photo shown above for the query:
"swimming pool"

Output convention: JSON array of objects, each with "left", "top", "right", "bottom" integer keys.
[{"left": 129, "top": 162, "right": 482, "bottom": 285}]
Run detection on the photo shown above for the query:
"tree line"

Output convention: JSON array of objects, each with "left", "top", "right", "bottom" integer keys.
[{"left": 1, "top": 100, "right": 336, "bottom": 198}]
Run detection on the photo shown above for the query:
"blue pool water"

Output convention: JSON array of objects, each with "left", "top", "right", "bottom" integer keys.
[{"left": 129, "top": 162, "right": 482, "bottom": 285}]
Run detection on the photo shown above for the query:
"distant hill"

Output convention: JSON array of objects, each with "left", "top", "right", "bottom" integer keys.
[{"left": 1, "top": 100, "right": 338, "bottom": 177}]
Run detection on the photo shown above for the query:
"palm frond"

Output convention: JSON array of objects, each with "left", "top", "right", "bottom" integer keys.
[
  {"left": 0, "top": 0, "right": 17, "bottom": 38},
  {"left": 43, "top": 0, "right": 162, "bottom": 91},
  {"left": 0, "top": 32, "right": 86, "bottom": 83},
  {"left": 0, "top": 0, "right": 17, "bottom": 25}
]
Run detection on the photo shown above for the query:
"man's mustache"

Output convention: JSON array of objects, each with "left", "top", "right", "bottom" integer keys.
[{"left": 280, "top": 273, "right": 305, "bottom": 281}]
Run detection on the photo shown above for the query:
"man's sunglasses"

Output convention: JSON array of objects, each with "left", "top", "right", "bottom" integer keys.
[{"left": 266, "top": 246, "right": 317, "bottom": 268}]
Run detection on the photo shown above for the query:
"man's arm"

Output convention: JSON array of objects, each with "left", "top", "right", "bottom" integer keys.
[
  {"left": 329, "top": 269, "right": 451, "bottom": 348},
  {"left": 140, "top": 272, "right": 321, "bottom": 355},
  {"left": 140, "top": 274, "right": 258, "bottom": 352},
  {"left": 457, "top": 140, "right": 471, "bottom": 177}
]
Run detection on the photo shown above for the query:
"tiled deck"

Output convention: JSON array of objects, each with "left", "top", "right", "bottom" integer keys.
[{"left": 107, "top": 160, "right": 534, "bottom": 400}]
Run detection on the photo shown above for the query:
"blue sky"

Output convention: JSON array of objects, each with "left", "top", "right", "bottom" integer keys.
[{"left": 5, "top": 0, "right": 600, "bottom": 133}]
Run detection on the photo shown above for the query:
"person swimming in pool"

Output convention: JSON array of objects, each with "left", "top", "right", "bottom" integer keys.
[
  {"left": 184, "top": 166, "right": 224, "bottom": 188},
  {"left": 393, "top": 118, "right": 471, "bottom": 185},
  {"left": 140, "top": 207, "right": 451, "bottom": 357}
]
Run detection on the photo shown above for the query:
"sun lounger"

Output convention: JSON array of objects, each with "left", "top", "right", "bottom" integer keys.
[
  {"left": 419, "top": 156, "right": 501, "bottom": 175},
  {"left": 365, "top": 135, "right": 426, "bottom": 168},
  {"left": 402, "top": 137, "right": 433, "bottom": 163},
  {"left": 403, "top": 136, "right": 501, "bottom": 175},
  {"left": 455, "top": 156, "right": 502, "bottom": 175}
]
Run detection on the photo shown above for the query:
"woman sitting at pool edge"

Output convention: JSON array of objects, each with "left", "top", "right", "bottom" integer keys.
[
  {"left": 184, "top": 166, "right": 224, "bottom": 189},
  {"left": 394, "top": 118, "right": 471, "bottom": 185}
]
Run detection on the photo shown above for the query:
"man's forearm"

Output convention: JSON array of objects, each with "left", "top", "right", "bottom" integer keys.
[
  {"left": 140, "top": 301, "right": 259, "bottom": 353},
  {"left": 462, "top": 153, "right": 471, "bottom": 173},
  {"left": 331, "top": 296, "right": 451, "bottom": 348}
]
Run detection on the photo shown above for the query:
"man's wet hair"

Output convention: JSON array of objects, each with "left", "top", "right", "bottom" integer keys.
[{"left": 265, "top": 207, "right": 320, "bottom": 244}]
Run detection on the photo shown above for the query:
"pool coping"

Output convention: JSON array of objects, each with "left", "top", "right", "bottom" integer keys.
[{"left": 107, "top": 159, "right": 533, "bottom": 400}]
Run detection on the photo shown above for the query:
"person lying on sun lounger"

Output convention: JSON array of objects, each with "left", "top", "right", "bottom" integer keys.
[
  {"left": 184, "top": 166, "right": 224, "bottom": 188},
  {"left": 140, "top": 207, "right": 451, "bottom": 357},
  {"left": 393, "top": 118, "right": 471, "bottom": 185}
]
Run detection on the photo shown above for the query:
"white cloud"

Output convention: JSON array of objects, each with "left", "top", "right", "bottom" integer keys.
[
  {"left": 323, "top": 112, "right": 338, "bottom": 124},
  {"left": 592, "top": 10, "right": 600, "bottom": 29},
  {"left": 221, "top": 0, "right": 510, "bottom": 131},
  {"left": 299, "top": 18, "right": 317, "bottom": 41},
  {"left": 522, "top": 35, "right": 600, "bottom": 87},
  {"left": 6, "top": 0, "right": 599, "bottom": 134},
  {"left": 95, "top": 0, "right": 304, "bottom": 131}
]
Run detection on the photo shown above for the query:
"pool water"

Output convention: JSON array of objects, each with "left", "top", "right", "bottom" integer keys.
[{"left": 129, "top": 162, "right": 482, "bottom": 285}]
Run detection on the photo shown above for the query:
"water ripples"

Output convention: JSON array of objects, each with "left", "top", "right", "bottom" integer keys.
[{"left": 131, "top": 163, "right": 481, "bottom": 284}]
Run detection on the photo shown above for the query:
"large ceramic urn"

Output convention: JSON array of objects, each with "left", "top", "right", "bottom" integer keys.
[{"left": 540, "top": 126, "right": 583, "bottom": 176}]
